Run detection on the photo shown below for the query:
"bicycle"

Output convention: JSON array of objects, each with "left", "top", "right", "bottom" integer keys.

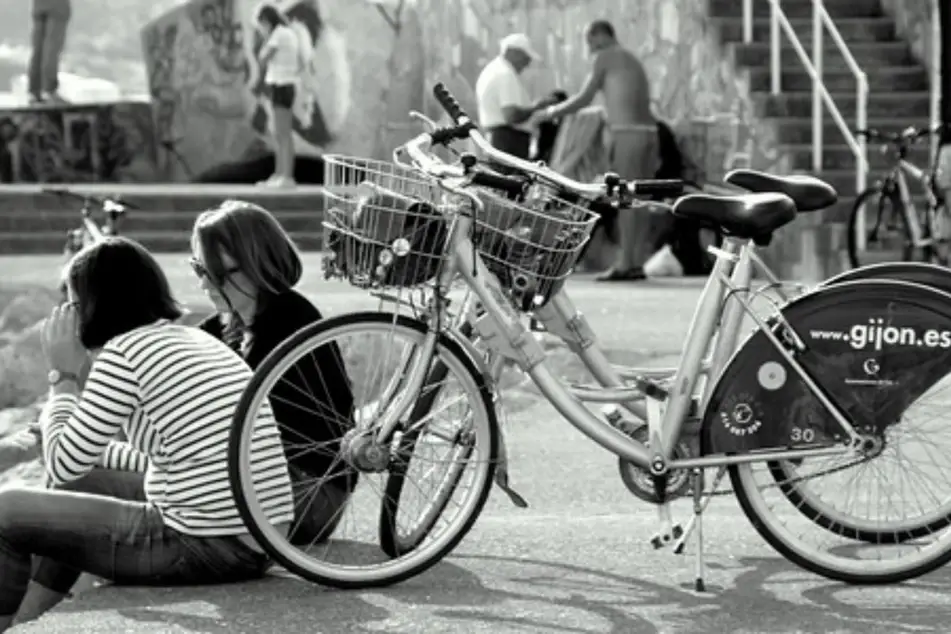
[
  {"left": 847, "top": 125, "right": 949, "bottom": 268},
  {"left": 42, "top": 186, "right": 135, "bottom": 257},
  {"left": 228, "top": 84, "right": 951, "bottom": 591}
]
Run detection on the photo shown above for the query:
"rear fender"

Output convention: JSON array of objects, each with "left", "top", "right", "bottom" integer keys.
[
  {"left": 823, "top": 261, "right": 951, "bottom": 296},
  {"left": 700, "top": 280, "right": 951, "bottom": 455}
]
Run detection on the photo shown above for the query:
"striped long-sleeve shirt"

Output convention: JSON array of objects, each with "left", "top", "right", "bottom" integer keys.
[{"left": 40, "top": 322, "right": 295, "bottom": 537}]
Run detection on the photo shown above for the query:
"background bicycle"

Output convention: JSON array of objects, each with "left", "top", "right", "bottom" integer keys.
[
  {"left": 41, "top": 186, "right": 134, "bottom": 258},
  {"left": 847, "top": 125, "right": 949, "bottom": 268}
]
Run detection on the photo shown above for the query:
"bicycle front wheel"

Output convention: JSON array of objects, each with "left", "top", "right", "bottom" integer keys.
[{"left": 229, "top": 312, "right": 499, "bottom": 588}]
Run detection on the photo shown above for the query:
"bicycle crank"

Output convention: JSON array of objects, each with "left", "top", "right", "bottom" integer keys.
[{"left": 617, "top": 424, "right": 695, "bottom": 503}]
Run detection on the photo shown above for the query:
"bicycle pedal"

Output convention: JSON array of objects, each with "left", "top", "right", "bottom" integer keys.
[{"left": 649, "top": 523, "right": 683, "bottom": 549}]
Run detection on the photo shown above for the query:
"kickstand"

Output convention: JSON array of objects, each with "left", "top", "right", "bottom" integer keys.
[
  {"left": 692, "top": 468, "right": 706, "bottom": 592},
  {"left": 673, "top": 466, "right": 726, "bottom": 555}
]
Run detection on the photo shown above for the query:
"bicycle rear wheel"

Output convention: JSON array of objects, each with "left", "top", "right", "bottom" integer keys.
[
  {"left": 726, "top": 280, "right": 951, "bottom": 583},
  {"left": 229, "top": 312, "right": 499, "bottom": 588}
]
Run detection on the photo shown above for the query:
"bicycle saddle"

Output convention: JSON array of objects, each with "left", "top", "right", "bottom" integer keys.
[
  {"left": 724, "top": 169, "right": 837, "bottom": 212},
  {"left": 672, "top": 192, "right": 796, "bottom": 244}
]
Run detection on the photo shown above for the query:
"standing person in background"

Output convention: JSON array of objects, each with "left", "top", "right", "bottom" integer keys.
[
  {"left": 28, "top": 0, "right": 71, "bottom": 105},
  {"left": 475, "top": 33, "right": 558, "bottom": 169},
  {"left": 255, "top": 3, "right": 301, "bottom": 188},
  {"left": 540, "top": 20, "right": 657, "bottom": 282}
]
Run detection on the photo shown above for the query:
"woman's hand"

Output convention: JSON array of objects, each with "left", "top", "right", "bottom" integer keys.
[
  {"left": 41, "top": 304, "right": 89, "bottom": 376},
  {"left": 0, "top": 428, "right": 41, "bottom": 473}
]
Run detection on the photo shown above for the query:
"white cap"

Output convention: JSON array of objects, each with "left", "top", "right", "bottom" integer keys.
[{"left": 500, "top": 33, "right": 541, "bottom": 61}]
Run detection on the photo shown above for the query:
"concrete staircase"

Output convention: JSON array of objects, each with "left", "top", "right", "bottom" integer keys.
[
  {"left": 0, "top": 188, "right": 328, "bottom": 255},
  {"left": 711, "top": 0, "right": 933, "bottom": 222}
]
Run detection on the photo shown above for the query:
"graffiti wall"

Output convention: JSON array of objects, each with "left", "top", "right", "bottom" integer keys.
[
  {"left": 141, "top": 0, "right": 425, "bottom": 180},
  {"left": 0, "top": 102, "right": 158, "bottom": 183},
  {"left": 140, "top": 0, "right": 782, "bottom": 180}
]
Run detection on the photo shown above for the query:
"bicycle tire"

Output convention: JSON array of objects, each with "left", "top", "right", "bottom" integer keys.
[
  {"left": 726, "top": 280, "right": 951, "bottom": 583},
  {"left": 846, "top": 185, "right": 914, "bottom": 269},
  {"left": 229, "top": 311, "right": 499, "bottom": 589}
]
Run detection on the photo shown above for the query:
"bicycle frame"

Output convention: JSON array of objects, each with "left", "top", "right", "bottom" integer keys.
[
  {"left": 879, "top": 158, "right": 944, "bottom": 251},
  {"left": 369, "top": 194, "right": 860, "bottom": 479}
]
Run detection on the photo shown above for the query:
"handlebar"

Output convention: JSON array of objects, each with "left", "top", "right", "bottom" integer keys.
[
  {"left": 42, "top": 187, "right": 137, "bottom": 212},
  {"left": 856, "top": 124, "right": 946, "bottom": 145},
  {"left": 394, "top": 83, "right": 685, "bottom": 202}
]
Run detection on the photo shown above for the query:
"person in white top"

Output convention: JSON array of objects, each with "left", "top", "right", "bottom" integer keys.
[
  {"left": 475, "top": 33, "right": 559, "bottom": 167},
  {"left": 256, "top": 4, "right": 301, "bottom": 188}
]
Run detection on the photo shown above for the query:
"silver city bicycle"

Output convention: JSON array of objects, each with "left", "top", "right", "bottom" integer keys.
[{"left": 228, "top": 84, "right": 951, "bottom": 591}]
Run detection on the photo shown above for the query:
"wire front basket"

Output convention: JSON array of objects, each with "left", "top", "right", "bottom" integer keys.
[
  {"left": 322, "top": 156, "right": 451, "bottom": 289},
  {"left": 322, "top": 155, "right": 600, "bottom": 308}
]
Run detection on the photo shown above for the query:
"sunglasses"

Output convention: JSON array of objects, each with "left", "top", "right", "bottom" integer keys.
[{"left": 188, "top": 257, "right": 240, "bottom": 282}]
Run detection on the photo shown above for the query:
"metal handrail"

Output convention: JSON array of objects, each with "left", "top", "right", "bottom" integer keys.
[
  {"left": 812, "top": 0, "right": 868, "bottom": 194},
  {"left": 743, "top": 0, "right": 869, "bottom": 196},
  {"left": 929, "top": 0, "right": 940, "bottom": 160}
]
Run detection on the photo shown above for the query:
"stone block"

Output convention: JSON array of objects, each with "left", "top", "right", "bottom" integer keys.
[{"left": 0, "top": 102, "right": 158, "bottom": 183}]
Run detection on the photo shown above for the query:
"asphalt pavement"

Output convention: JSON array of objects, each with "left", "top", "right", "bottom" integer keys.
[{"left": 2, "top": 256, "right": 949, "bottom": 634}]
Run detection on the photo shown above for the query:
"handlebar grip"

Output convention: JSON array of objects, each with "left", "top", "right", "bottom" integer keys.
[
  {"left": 629, "top": 179, "right": 685, "bottom": 198},
  {"left": 430, "top": 126, "right": 470, "bottom": 146},
  {"left": 469, "top": 169, "right": 526, "bottom": 197},
  {"left": 433, "top": 83, "right": 470, "bottom": 125}
]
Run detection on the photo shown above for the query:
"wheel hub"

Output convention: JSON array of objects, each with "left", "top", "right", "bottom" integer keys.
[
  {"left": 857, "top": 433, "right": 885, "bottom": 459},
  {"left": 341, "top": 428, "right": 391, "bottom": 472}
]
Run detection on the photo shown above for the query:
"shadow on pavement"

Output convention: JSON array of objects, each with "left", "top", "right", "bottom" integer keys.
[{"left": 375, "top": 552, "right": 951, "bottom": 634}]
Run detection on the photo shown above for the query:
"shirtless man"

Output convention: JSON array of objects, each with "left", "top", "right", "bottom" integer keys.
[{"left": 541, "top": 20, "right": 658, "bottom": 281}]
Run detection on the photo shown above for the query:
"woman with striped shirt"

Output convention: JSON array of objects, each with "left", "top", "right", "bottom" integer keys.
[{"left": 0, "top": 238, "right": 294, "bottom": 630}]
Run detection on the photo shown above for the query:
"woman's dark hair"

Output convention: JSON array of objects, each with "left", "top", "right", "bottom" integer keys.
[
  {"left": 256, "top": 4, "right": 288, "bottom": 29},
  {"left": 65, "top": 237, "right": 183, "bottom": 349},
  {"left": 191, "top": 200, "right": 303, "bottom": 302}
]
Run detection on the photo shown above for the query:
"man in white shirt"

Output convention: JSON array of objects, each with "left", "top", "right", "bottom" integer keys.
[{"left": 475, "top": 33, "right": 555, "bottom": 164}]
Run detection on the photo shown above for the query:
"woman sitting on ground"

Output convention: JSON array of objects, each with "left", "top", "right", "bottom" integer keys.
[
  {"left": 0, "top": 238, "right": 294, "bottom": 631},
  {"left": 190, "top": 200, "right": 356, "bottom": 547}
]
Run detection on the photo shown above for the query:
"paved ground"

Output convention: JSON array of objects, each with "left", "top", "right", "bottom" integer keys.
[{"left": 2, "top": 254, "right": 950, "bottom": 634}]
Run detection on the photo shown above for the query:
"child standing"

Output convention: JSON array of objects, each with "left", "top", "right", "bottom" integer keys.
[{"left": 256, "top": 4, "right": 300, "bottom": 188}]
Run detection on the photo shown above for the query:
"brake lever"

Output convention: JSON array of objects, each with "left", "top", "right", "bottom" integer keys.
[{"left": 408, "top": 110, "right": 440, "bottom": 133}]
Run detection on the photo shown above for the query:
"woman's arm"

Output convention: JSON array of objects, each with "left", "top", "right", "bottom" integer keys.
[
  {"left": 40, "top": 346, "right": 140, "bottom": 485},
  {"left": 101, "top": 441, "right": 149, "bottom": 472},
  {"left": 259, "top": 31, "right": 279, "bottom": 66}
]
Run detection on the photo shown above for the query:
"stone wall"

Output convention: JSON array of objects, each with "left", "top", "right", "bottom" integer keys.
[
  {"left": 880, "top": 0, "right": 939, "bottom": 73},
  {"left": 415, "top": 0, "right": 784, "bottom": 176}
]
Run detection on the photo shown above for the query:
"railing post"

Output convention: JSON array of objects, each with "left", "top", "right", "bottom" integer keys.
[
  {"left": 857, "top": 76, "right": 868, "bottom": 194},
  {"left": 812, "top": 1, "right": 823, "bottom": 173},
  {"left": 856, "top": 75, "right": 868, "bottom": 251},
  {"left": 770, "top": 0, "right": 781, "bottom": 95},
  {"left": 743, "top": 0, "right": 753, "bottom": 43},
  {"left": 930, "top": 0, "right": 941, "bottom": 160}
]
